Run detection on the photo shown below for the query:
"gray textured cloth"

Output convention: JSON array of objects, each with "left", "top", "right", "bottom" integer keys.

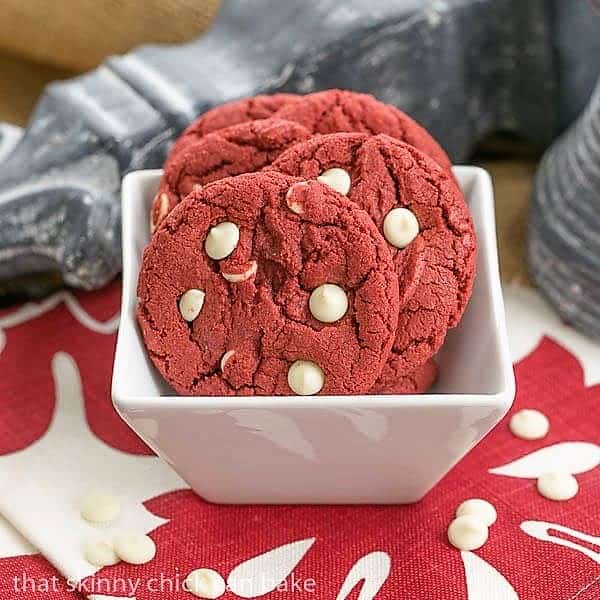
[{"left": 528, "top": 78, "right": 600, "bottom": 337}]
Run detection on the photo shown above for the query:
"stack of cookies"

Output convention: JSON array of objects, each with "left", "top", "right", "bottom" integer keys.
[{"left": 137, "top": 90, "right": 477, "bottom": 396}]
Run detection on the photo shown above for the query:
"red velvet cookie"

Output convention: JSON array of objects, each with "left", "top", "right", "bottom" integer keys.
[
  {"left": 151, "top": 118, "right": 311, "bottom": 230},
  {"left": 372, "top": 359, "right": 437, "bottom": 394},
  {"left": 269, "top": 133, "right": 476, "bottom": 376},
  {"left": 181, "top": 93, "right": 299, "bottom": 139},
  {"left": 169, "top": 93, "right": 300, "bottom": 159},
  {"left": 274, "top": 89, "right": 453, "bottom": 175},
  {"left": 138, "top": 171, "right": 399, "bottom": 396}
]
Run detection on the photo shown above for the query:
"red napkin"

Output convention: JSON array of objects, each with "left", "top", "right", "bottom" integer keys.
[{"left": 0, "top": 281, "right": 598, "bottom": 599}]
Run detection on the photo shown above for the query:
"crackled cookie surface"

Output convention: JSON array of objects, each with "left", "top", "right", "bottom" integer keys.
[
  {"left": 270, "top": 133, "right": 476, "bottom": 374},
  {"left": 151, "top": 118, "right": 311, "bottom": 230},
  {"left": 372, "top": 359, "right": 437, "bottom": 394},
  {"left": 274, "top": 89, "right": 453, "bottom": 174},
  {"left": 138, "top": 171, "right": 399, "bottom": 395},
  {"left": 174, "top": 93, "right": 299, "bottom": 149}
]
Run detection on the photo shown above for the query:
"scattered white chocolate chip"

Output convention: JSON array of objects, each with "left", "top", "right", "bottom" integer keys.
[
  {"left": 80, "top": 491, "right": 120, "bottom": 524},
  {"left": 222, "top": 260, "right": 257, "bottom": 283},
  {"left": 317, "top": 168, "right": 351, "bottom": 195},
  {"left": 185, "top": 568, "right": 226, "bottom": 599},
  {"left": 309, "top": 284, "right": 348, "bottom": 323},
  {"left": 287, "top": 360, "right": 325, "bottom": 395},
  {"left": 509, "top": 408, "right": 549, "bottom": 440},
  {"left": 447, "top": 515, "right": 489, "bottom": 551},
  {"left": 537, "top": 472, "right": 579, "bottom": 501},
  {"left": 113, "top": 532, "right": 156, "bottom": 565},
  {"left": 456, "top": 498, "right": 497, "bottom": 527},
  {"left": 285, "top": 182, "right": 309, "bottom": 214},
  {"left": 382, "top": 207, "right": 420, "bottom": 248},
  {"left": 84, "top": 539, "right": 120, "bottom": 567},
  {"left": 179, "top": 289, "right": 206, "bottom": 322},
  {"left": 150, "top": 193, "right": 169, "bottom": 233},
  {"left": 205, "top": 221, "right": 240, "bottom": 260},
  {"left": 220, "top": 350, "right": 235, "bottom": 371}
]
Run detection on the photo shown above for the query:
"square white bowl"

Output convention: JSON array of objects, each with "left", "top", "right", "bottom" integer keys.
[{"left": 112, "top": 167, "right": 514, "bottom": 504}]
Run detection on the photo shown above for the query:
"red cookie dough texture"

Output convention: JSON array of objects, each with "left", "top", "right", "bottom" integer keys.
[
  {"left": 274, "top": 89, "right": 453, "bottom": 175},
  {"left": 151, "top": 118, "right": 311, "bottom": 230},
  {"left": 137, "top": 171, "right": 400, "bottom": 396},
  {"left": 168, "top": 93, "right": 299, "bottom": 160},
  {"left": 269, "top": 133, "right": 477, "bottom": 376},
  {"left": 179, "top": 93, "right": 299, "bottom": 140},
  {"left": 373, "top": 359, "right": 437, "bottom": 394}
]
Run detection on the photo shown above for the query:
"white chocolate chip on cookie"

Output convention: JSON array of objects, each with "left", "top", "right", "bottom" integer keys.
[
  {"left": 285, "top": 182, "right": 309, "bottom": 214},
  {"left": 317, "top": 168, "right": 351, "bottom": 195},
  {"left": 222, "top": 260, "right": 257, "bottom": 283},
  {"left": 287, "top": 360, "right": 325, "bottom": 395},
  {"left": 151, "top": 193, "right": 170, "bottom": 233},
  {"left": 205, "top": 222, "right": 240, "bottom": 260},
  {"left": 220, "top": 350, "right": 235, "bottom": 371},
  {"left": 179, "top": 289, "right": 206, "bottom": 322},
  {"left": 383, "top": 207, "right": 420, "bottom": 248},
  {"left": 309, "top": 284, "right": 348, "bottom": 323}
]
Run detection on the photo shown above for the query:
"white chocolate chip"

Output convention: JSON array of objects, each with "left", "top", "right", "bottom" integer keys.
[
  {"left": 285, "top": 182, "right": 309, "bottom": 214},
  {"left": 317, "top": 168, "right": 351, "bottom": 195},
  {"left": 84, "top": 539, "right": 120, "bottom": 567},
  {"left": 509, "top": 409, "right": 549, "bottom": 440},
  {"left": 382, "top": 207, "right": 420, "bottom": 248},
  {"left": 185, "top": 568, "right": 226, "bottom": 599},
  {"left": 150, "top": 193, "right": 169, "bottom": 233},
  {"left": 113, "top": 532, "right": 156, "bottom": 565},
  {"left": 309, "top": 284, "right": 348, "bottom": 323},
  {"left": 287, "top": 360, "right": 325, "bottom": 395},
  {"left": 447, "top": 515, "right": 489, "bottom": 551},
  {"left": 205, "top": 222, "right": 240, "bottom": 260},
  {"left": 222, "top": 260, "right": 257, "bottom": 283},
  {"left": 80, "top": 491, "right": 120, "bottom": 524},
  {"left": 220, "top": 350, "right": 235, "bottom": 371},
  {"left": 456, "top": 498, "right": 497, "bottom": 527},
  {"left": 179, "top": 289, "right": 206, "bottom": 322},
  {"left": 537, "top": 472, "right": 579, "bottom": 501}
]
